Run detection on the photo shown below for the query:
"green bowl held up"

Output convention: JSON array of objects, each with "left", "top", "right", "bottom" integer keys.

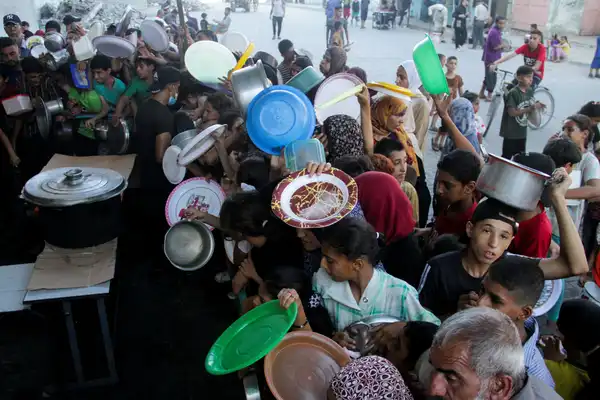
[{"left": 413, "top": 34, "right": 450, "bottom": 95}]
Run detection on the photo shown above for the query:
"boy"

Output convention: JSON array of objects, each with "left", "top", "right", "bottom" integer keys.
[
  {"left": 445, "top": 56, "right": 464, "bottom": 100},
  {"left": 499, "top": 65, "right": 543, "bottom": 160},
  {"left": 113, "top": 58, "right": 156, "bottom": 124},
  {"left": 418, "top": 169, "right": 588, "bottom": 319},
  {"left": 90, "top": 55, "right": 126, "bottom": 111},
  {"left": 510, "top": 152, "right": 555, "bottom": 258},
  {"left": 434, "top": 149, "right": 481, "bottom": 237},
  {"left": 476, "top": 258, "right": 555, "bottom": 388},
  {"left": 351, "top": 0, "right": 360, "bottom": 26},
  {"left": 330, "top": 21, "right": 345, "bottom": 47},
  {"left": 200, "top": 13, "right": 209, "bottom": 31},
  {"left": 277, "top": 39, "right": 295, "bottom": 84}
]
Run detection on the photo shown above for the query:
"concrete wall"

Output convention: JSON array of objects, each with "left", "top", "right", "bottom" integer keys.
[
  {"left": 581, "top": 0, "right": 600, "bottom": 35},
  {"left": 510, "top": 0, "right": 550, "bottom": 31}
]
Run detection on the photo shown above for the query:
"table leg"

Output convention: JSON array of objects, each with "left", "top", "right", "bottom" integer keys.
[
  {"left": 96, "top": 298, "right": 118, "bottom": 384},
  {"left": 62, "top": 301, "right": 85, "bottom": 384}
]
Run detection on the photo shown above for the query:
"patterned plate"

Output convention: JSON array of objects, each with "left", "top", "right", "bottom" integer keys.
[
  {"left": 532, "top": 279, "right": 564, "bottom": 317},
  {"left": 165, "top": 178, "right": 226, "bottom": 230},
  {"left": 271, "top": 168, "right": 358, "bottom": 229}
]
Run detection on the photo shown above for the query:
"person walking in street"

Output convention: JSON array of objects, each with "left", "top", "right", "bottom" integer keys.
[
  {"left": 452, "top": 0, "right": 469, "bottom": 50},
  {"left": 326, "top": 0, "right": 341, "bottom": 44},
  {"left": 270, "top": 0, "right": 285, "bottom": 40},
  {"left": 472, "top": 0, "right": 488, "bottom": 49},
  {"left": 479, "top": 16, "right": 506, "bottom": 101},
  {"left": 360, "top": 0, "right": 370, "bottom": 29}
]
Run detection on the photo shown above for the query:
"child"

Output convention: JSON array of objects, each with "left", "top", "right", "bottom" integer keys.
[
  {"left": 200, "top": 12, "right": 209, "bottom": 31},
  {"left": 90, "top": 55, "right": 126, "bottom": 111},
  {"left": 330, "top": 21, "right": 345, "bottom": 47},
  {"left": 591, "top": 36, "right": 600, "bottom": 78},
  {"left": 552, "top": 35, "right": 570, "bottom": 62},
  {"left": 462, "top": 91, "right": 486, "bottom": 143},
  {"left": 433, "top": 149, "right": 481, "bottom": 238},
  {"left": 445, "top": 56, "right": 464, "bottom": 100},
  {"left": 351, "top": 0, "right": 360, "bottom": 26},
  {"left": 438, "top": 53, "right": 447, "bottom": 71},
  {"left": 499, "top": 65, "right": 543, "bottom": 160},
  {"left": 343, "top": 0, "right": 351, "bottom": 20}
]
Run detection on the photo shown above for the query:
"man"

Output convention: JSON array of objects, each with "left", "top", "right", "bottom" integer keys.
[
  {"left": 133, "top": 67, "right": 179, "bottom": 257},
  {"left": 428, "top": 3, "right": 448, "bottom": 43},
  {"left": 480, "top": 16, "right": 506, "bottom": 100},
  {"left": 90, "top": 55, "right": 126, "bottom": 110},
  {"left": 429, "top": 307, "right": 561, "bottom": 399},
  {"left": 113, "top": 58, "right": 156, "bottom": 124},
  {"left": 472, "top": 0, "right": 488, "bottom": 49},
  {"left": 277, "top": 39, "right": 295, "bottom": 84},
  {"left": 3, "top": 14, "right": 29, "bottom": 57},
  {"left": 474, "top": 258, "right": 555, "bottom": 388},
  {"left": 21, "top": 21, "right": 33, "bottom": 38},
  {"left": 212, "top": 8, "right": 232, "bottom": 34},
  {"left": 418, "top": 168, "right": 588, "bottom": 319},
  {"left": 44, "top": 20, "right": 61, "bottom": 34},
  {"left": 270, "top": 0, "right": 286, "bottom": 40},
  {"left": 0, "top": 37, "right": 23, "bottom": 86},
  {"left": 62, "top": 15, "right": 82, "bottom": 33},
  {"left": 491, "top": 29, "right": 547, "bottom": 89}
]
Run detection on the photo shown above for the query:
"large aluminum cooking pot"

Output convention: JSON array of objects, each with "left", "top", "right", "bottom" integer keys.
[
  {"left": 22, "top": 167, "right": 127, "bottom": 248},
  {"left": 231, "top": 60, "right": 271, "bottom": 114},
  {"left": 476, "top": 153, "right": 551, "bottom": 211}
]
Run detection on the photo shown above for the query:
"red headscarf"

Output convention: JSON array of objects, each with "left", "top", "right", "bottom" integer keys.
[{"left": 355, "top": 171, "right": 415, "bottom": 243}]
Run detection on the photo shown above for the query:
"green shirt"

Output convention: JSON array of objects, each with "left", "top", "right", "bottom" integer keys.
[
  {"left": 499, "top": 86, "right": 535, "bottom": 140},
  {"left": 124, "top": 77, "right": 151, "bottom": 105},
  {"left": 68, "top": 88, "right": 103, "bottom": 139},
  {"left": 94, "top": 77, "right": 126, "bottom": 109}
]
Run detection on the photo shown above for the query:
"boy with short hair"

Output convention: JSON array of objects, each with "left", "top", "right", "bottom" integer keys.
[
  {"left": 499, "top": 65, "right": 544, "bottom": 160},
  {"left": 445, "top": 56, "right": 464, "bottom": 99},
  {"left": 434, "top": 149, "right": 481, "bottom": 237},
  {"left": 477, "top": 258, "right": 555, "bottom": 388},
  {"left": 90, "top": 54, "right": 126, "bottom": 110}
]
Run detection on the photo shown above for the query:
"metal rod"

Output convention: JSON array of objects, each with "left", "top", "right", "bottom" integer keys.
[{"left": 176, "top": 0, "right": 188, "bottom": 66}]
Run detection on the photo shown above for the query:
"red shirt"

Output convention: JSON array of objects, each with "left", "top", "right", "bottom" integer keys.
[
  {"left": 435, "top": 201, "right": 478, "bottom": 237},
  {"left": 510, "top": 205, "right": 552, "bottom": 258},
  {"left": 515, "top": 44, "right": 547, "bottom": 79}
]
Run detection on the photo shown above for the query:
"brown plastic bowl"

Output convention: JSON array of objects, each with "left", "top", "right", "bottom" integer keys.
[{"left": 264, "top": 331, "right": 351, "bottom": 400}]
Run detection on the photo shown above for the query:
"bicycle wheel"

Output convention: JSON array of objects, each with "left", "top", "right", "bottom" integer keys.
[
  {"left": 483, "top": 94, "right": 502, "bottom": 138},
  {"left": 530, "top": 86, "right": 555, "bottom": 130}
]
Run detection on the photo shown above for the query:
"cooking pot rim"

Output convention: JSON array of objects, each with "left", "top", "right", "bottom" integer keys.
[{"left": 488, "top": 153, "right": 551, "bottom": 179}]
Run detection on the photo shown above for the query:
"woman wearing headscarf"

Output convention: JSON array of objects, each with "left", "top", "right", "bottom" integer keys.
[
  {"left": 396, "top": 60, "right": 431, "bottom": 153},
  {"left": 319, "top": 46, "right": 348, "bottom": 77},
  {"left": 323, "top": 114, "right": 365, "bottom": 162},
  {"left": 328, "top": 356, "right": 415, "bottom": 400},
  {"left": 371, "top": 96, "right": 431, "bottom": 228},
  {"left": 441, "top": 97, "right": 481, "bottom": 157},
  {"left": 355, "top": 171, "right": 424, "bottom": 287}
]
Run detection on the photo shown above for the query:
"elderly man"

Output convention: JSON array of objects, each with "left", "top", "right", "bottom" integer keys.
[
  {"left": 3, "top": 14, "right": 29, "bottom": 57},
  {"left": 428, "top": 307, "right": 561, "bottom": 399}
]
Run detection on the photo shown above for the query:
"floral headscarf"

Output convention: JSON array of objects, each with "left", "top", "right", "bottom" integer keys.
[
  {"left": 371, "top": 96, "right": 420, "bottom": 176},
  {"left": 324, "top": 114, "right": 364, "bottom": 162},
  {"left": 443, "top": 97, "right": 481, "bottom": 156},
  {"left": 329, "top": 356, "right": 414, "bottom": 400},
  {"left": 325, "top": 46, "right": 348, "bottom": 76}
]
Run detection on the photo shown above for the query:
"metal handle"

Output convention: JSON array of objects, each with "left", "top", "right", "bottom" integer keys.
[{"left": 63, "top": 168, "right": 85, "bottom": 185}]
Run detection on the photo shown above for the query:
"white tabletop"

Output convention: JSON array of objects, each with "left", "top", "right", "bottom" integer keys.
[{"left": 0, "top": 263, "right": 111, "bottom": 311}]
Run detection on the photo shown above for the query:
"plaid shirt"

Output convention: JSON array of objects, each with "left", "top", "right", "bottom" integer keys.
[
  {"left": 523, "top": 317, "right": 555, "bottom": 389},
  {"left": 312, "top": 267, "right": 440, "bottom": 331}
]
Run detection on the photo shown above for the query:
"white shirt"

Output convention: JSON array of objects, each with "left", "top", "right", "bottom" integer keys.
[
  {"left": 272, "top": 0, "right": 285, "bottom": 17},
  {"left": 474, "top": 3, "right": 489, "bottom": 22}
]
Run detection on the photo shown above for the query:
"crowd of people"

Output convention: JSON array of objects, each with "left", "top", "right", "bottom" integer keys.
[{"left": 1, "top": 5, "right": 600, "bottom": 400}]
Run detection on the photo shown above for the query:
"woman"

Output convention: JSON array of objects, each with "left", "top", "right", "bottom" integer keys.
[
  {"left": 371, "top": 96, "right": 431, "bottom": 228},
  {"left": 320, "top": 46, "right": 348, "bottom": 77},
  {"left": 396, "top": 60, "right": 431, "bottom": 153},
  {"left": 355, "top": 171, "right": 424, "bottom": 287},
  {"left": 328, "top": 356, "right": 415, "bottom": 399},
  {"left": 441, "top": 97, "right": 481, "bottom": 157},
  {"left": 323, "top": 114, "right": 364, "bottom": 162},
  {"left": 452, "top": 0, "right": 469, "bottom": 50},
  {"left": 312, "top": 217, "right": 438, "bottom": 338}
]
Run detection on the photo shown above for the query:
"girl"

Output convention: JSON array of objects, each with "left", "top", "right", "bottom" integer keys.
[
  {"left": 589, "top": 36, "right": 600, "bottom": 78},
  {"left": 439, "top": 97, "right": 481, "bottom": 157},
  {"left": 396, "top": 60, "right": 431, "bottom": 153},
  {"left": 312, "top": 217, "right": 439, "bottom": 344},
  {"left": 319, "top": 46, "right": 348, "bottom": 77}
]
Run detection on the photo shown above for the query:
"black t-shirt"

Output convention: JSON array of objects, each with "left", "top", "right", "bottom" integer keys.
[
  {"left": 133, "top": 98, "right": 175, "bottom": 192},
  {"left": 417, "top": 251, "right": 541, "bottom": 318}
]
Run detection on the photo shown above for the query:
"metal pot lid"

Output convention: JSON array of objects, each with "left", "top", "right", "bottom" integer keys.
[{"left": 23, "top": 167, "right": 126, "bottom": 207}]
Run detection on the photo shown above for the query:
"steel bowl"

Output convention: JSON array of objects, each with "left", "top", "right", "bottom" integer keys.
[
  {"left": 231, "top": 60, "right": 271, "bottom": 114},
  {"left": 164, "top": 220, "right": 215, "bottom": 271},
  {"left": 171, "top": 129, "right": 198, "bottom": 150},
  {"left": 44, "top": 99, "right": 64, "bottom": 115},
  {"left": 44, "top": 32, "right": 66, "bottom": 52},
  {"left": 344, "top": 315, "right": 401, "bottom": 356},
  {"left": 94, "top": 123, "right": 109, "bottom": 141}
]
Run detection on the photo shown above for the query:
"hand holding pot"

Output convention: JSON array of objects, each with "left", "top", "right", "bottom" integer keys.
[{"left": 547, "top": 167, "right": 571, "bottom": 201}]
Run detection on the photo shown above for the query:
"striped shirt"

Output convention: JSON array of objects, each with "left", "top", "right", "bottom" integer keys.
[
  {"left": 312, "top": 267, "right": 440, "bottom": 331},
  {"left": 523, "top": 317, "right": 555, "bottom": 389}
]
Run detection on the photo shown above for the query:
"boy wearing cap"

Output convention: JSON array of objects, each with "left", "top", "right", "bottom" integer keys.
[{"left": 418, "top": 168, "right": 588, "bottom": 319}]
